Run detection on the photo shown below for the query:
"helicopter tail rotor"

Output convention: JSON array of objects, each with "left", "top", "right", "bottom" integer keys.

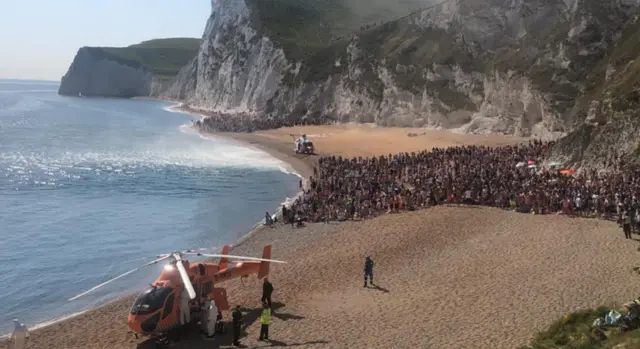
[
  {"left": 218, "top": 245, "right": 231, "bottom": 270},
  {"left": 257, "top": 244, "right": 272, "bottom": 279}
]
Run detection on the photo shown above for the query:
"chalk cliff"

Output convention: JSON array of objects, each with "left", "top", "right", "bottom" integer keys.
[
  {"left": 58, "top": 47, "right": 155, "bottom": 97},
  {"left": 58, "top": 38, "right": 201, "bottom": 98},
  {"left": 165, "top": 0, "right": 637, "bottom": 148}
]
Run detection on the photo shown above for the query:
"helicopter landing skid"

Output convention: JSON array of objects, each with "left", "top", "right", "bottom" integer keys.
[{"left": 154, "top": 334, "right": 171, "bottom": 349}]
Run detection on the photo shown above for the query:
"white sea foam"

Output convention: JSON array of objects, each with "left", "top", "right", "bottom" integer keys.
[
  {"left": 162, "top": 103, "right": 189, "bottom": 114},
  {"left": 0, "top": 310, "right": 88, "bottom": 339},
  {"left": 1, "top": 124, "right": 296, "bottom": 178}
]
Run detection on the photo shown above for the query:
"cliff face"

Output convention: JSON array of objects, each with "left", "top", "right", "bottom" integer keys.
[
  {"left": 548, "top": 13, "right": 640, "bottom": 167},
  {"left": 59, "top": 38, "right": 201, "bottom": 98},
  {"left": 163, "top": 0, "right": 640, "bottom": 165},
  {"left": 169, "top": 0, "right": 637, "bottom": 143},
  {"left": 58, "top": 47, "right": 155, "bottom": 97}
]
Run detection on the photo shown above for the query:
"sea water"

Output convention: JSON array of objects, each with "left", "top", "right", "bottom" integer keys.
[{"left": 0, "top": 80, "right": 300, "bottom": 335}]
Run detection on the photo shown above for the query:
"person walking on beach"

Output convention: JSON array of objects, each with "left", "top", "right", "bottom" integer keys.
[
  {"left": 364, "top": 256, "right": 374, "bottom": 287},
  {"left": 259, "top": 302, "right": 271, "bottom": 341},
  {"left": 262, "top": 278, "right": 274, "bottom": 308},
  {"left": 232, "top": 305, "right": 243, "bottom": 346},
  {"left": 621, "top": 211, "right": 633, "bottom": 239},
  {"left": 10, "top": 319, "right": 29, "bottom": 349}
]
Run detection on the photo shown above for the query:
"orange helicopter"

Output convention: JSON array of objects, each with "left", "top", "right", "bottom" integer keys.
[{"left": 68, "top": 244, "right": 285, "bottom": 340}]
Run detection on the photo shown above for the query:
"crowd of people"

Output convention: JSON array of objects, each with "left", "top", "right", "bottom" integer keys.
[
  {"left": 191, "top": 108, "right": 330, "bottom": 133},
  {"left": 284, "top": 140, "right": 640, "bottom": 230}
]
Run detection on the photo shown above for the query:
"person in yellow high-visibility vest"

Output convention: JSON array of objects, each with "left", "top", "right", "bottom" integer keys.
[{"left": 258, "top": 301, "right": 271, "bottom": 341}]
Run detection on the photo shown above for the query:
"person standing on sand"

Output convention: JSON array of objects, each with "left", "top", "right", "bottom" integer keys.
[
  {"left": 232, "top": 305, "right": 243, "bottom": 346},
  {"left": 364, "top": 256, "right": 374, "bottom": 287},
  {"left": 621, "top": 211, "right": 632, "bottom": 239},
  {"left": 262, "top": 278, "right": 274, "bottom": 308},
  {"left": 205, "top": 299, "right": 218, "bottom": 339},
  {"left": 265, "top": 212, "right": 274, "bottom": 226},
  {"left": 10, "top": 319, "right": 29, "bottom": 349},
  {"left": 258, "top": 302, "right": 271, "bottom": 341},
  {"left": 179, "top": 288, "right": 191, "bottom": 325}
]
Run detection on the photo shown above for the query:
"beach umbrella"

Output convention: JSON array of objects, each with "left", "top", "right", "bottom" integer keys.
[
  {"left": 560, "top": 169, "right": 577, "bottom": 175},
  {"left": 527, "top": 160, "right": 536, "bottom": 165},
  {"left": 516, "top": 162, "right": 526, "bottom": 168}
]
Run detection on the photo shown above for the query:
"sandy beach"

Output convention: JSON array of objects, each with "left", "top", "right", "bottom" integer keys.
[{"left": 3, "top": 124, "right": 640, "bottom": 349}]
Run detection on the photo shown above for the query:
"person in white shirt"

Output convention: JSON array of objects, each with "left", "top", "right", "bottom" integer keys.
[
  {"left": 179, "top": 288, "right": 191, "bottom": 325},
  {"left": 206, "top": 301, "right": 218, "bottom": 338},
  {"left": 11, "top": 319, "right": 29, "bottom": 349},
  {"left": 294, "top": 138, "right": 301, "bottom": 152}
]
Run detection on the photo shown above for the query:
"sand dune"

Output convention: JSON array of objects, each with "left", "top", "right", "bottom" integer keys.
[{"left": 3, "top": 125, "right": 637, "bottom": 349}]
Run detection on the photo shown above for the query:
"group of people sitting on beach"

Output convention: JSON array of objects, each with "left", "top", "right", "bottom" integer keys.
[{"left": 284, "top": 139, "right": 640, "bottom": 230}]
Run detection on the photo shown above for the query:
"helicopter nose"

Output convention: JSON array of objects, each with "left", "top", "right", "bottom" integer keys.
[
  {"left": 140, "top": 313, "right": 160, "bottom": 333},
  {"left": 127, "top": 314, "right": 157, "bottom": 334}
]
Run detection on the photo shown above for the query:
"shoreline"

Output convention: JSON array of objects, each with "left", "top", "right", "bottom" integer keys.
[
  {"left": 7, "top": 101, "right": 640, "bottom": 348},
  {"left": 168, "top": 104, "right": 315, "bottom": 250},
  {"left": 0, "top": 101, "right": 313, "bottom": 340}
]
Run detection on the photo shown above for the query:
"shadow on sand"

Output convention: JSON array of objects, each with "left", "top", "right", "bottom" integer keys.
[
  {"left": 137, "top": 302, "right": 316, "bottom": 349},
  {"left": 366, "top": 284, "right": 390, "bottom": 293}
]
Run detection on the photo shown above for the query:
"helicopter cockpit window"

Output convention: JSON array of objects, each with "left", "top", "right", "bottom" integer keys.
[{"left": 130, "top": 287, "right": 173, "bottom": 315}]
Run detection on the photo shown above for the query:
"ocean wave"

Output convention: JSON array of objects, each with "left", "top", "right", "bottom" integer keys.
[
  {"left": 0, "top": 310, "right": 87, "bottom": 339},
  {"left": 178, "top": 122, "right": 301, "bottom": 178}
]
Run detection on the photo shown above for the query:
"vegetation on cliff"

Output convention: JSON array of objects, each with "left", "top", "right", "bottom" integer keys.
[
  {"left": 87, "top": 38, "right": 201, "bottom": 81},
  {"left": 245, "top": 0, "right": 429, "bottom": 62},
  {"left": 521, "top": 307, "right": 640, "bottom": 349},
  {"left": 245, "top": 0, "right": 350, "bottom": 61}
]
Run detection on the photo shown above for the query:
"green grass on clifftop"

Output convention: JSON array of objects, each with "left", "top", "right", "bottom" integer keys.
[
  {"left": 89, "top": 38, "right": 201, "bottom": 81},
  {"left": 245, "top": 0, "right": 425, "bottom": 62},
  {"left": 246, "top": 0, "right": 351, "bottom": 61},
  {"left": 521, "top": 306, "right": 640, "bottom": 349}
]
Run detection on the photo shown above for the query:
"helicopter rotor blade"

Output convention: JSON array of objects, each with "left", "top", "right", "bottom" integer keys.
[
  {"left": 173, "top": 253, "right": 196, "bottom": 300},
  {"left": 68, "top": 255, "right": 171, "bottom": 301},
  {"left": 183, "top": 252, "right": 286, "bottom": 264}
]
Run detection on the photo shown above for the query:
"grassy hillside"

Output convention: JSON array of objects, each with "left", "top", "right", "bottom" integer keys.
[
  {"left": 89, "top": 38, "right": 201, "bottom": 81},
  {"left": 245, "top": 0, "right": 434, "bottom": 61},
  {"left": 522, "top": 307, "right": 640, "bottom": 349}
]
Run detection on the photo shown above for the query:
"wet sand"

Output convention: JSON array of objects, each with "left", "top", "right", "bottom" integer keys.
[{"left": 3, "top": 125, "right": 639, "bottom": 349}]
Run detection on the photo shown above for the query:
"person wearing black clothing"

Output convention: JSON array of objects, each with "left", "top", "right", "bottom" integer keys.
[
  {"left": 262, "top": 278, "right": 274, "bottom": 308},
  {"left": 232, "top": 305, "right": 243, "bottom": 347},
  {"left": 364, "top": 256, "right": 374, "bottom": 287},
  {"left": 622, "top": 211, "right": 633, "bottom": 239}
]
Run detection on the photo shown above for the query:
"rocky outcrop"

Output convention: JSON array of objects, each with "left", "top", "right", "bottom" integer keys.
[
  {"left": 548, "top": 14, "right": 640, "bottom": 167},
  {"left": 160, "top": 56, "right": 199, "bottom": 101},
  {"left": 58, "top": 47, "right": 154, "bottom": 98},
  {"left": 166, "top": 0, "right": 638, "bottom": 151}
]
